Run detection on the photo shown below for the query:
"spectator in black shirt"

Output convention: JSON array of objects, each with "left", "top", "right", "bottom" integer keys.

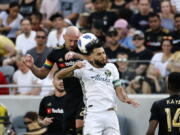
[
  {"left": 146, "top": 72, "right": 180, "bottom": 135},
  {"left": 145, "top": 12, "right": 170, "bottom": 53},
  {"left": 130, "top": 30, "right": 153, "bottom": 76},
  {"left": 131, "top": 0, "right": 152, "bottom": 32},
  {"left": 89, "top": 0, "right": 118, "bottom": 32},
  {"left": 39, "top": 71, "right": 83, "bottom": 135},
  {"left": 104, "top": 27, "right": 130, "bottom": 59},
  {"left": 172, "top": 13, "right": 180, "bottom": 52}
]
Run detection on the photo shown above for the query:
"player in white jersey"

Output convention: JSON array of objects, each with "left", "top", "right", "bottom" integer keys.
[{"left": 55, "top": 40, "right": 140, "bottom": 135}]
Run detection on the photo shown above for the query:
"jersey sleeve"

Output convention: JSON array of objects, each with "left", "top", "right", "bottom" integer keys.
[
  {"left": 111, "top": 63, "right": 120, "bottom": 81},
  {"left": 149, "top": 101, "right": 160, "bottom": 121},
  {"left": 73, "top": 68, "right": 82, "bottom": 80},
  {"left": 43, "top": 49, "right": 55, "bottom": 70}
]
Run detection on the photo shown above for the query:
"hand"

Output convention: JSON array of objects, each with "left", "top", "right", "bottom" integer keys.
[
  {"left": 65, "top": 51, "right": 77, "bottom": 60},
  {"left": 125, "top": 98, "right": 140, "bottom": 108},
  {"left": 23, "top": 54, "right": 34, "bottom": 68},
  {"left": 42, "top": 117, "right": 54, "bottom": 126},
  {"left": 73, "top": 61, "right": 85, "bottom": 69}
]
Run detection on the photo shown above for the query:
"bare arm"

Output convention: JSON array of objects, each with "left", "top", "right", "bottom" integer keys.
[
  {"left": 4, "top": 44, "right": 16, "bottom": 57},
  {"left": 115, "top": 86, "right": 140, "bottom": 107},
  {"left": 65, "top": 51, "right": 88, "bottom": 60},
  {"left": 55, "top": 61, "right": 84, "bottom": 80},
  {"left": 146, "top": 120, "right": 158, "bottom": 135},
  {"left": 23, "top": 54, "right": 50, "bottom": 79}
]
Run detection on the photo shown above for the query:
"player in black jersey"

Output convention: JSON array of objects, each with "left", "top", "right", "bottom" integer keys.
[
  {"left": 39, "top": 71, "right": 83, "bottom": 135},
  {"left": 23, "top": 26, "right": 84, "bottom": 134},
  {"left": 146, "top": 72, "right": 180, "bottom": 135}
]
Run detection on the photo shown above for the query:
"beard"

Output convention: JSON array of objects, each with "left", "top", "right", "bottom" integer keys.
[{"left": 94, "top": 59, "right": 106, "bottom": 68}]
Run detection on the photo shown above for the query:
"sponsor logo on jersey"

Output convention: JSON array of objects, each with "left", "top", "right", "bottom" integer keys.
[
  {"left": 105, "top": 70, "right": 111, "bottom": 77},
  {"left": 46, "top": 108, "right": 64, "bottom": 114},
  {"left": 58, "top": 58, "right": 64, "bottom": 62},
  {"left": 91, "top": 74, "right": 110, "bottom": 82}
]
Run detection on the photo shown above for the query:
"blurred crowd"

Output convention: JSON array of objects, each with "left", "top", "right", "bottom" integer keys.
[{"left": 0, "top": 0, "right": 180, "bottom": 95}]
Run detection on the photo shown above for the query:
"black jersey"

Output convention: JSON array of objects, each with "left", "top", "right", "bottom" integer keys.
[
  {"left": 39, "top": 94, "right": 81, "bottom": 135},
  {"left": 149, "top": 95, "right": 180, "bottom": 135},
  {"left": 43, "top": 46, "right": 83, "bottom": 99}
]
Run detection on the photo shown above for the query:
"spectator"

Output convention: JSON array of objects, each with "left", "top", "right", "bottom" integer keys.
[
  {"left": 126, "top": 65, "right": 165, "bottom": 94},
  {"left": 145, "top": 12, "right": 170, "bottom": 53},
  {"left": 0, "top": 35, "right": 16, "bottom": 57},
  {"left": 76, "top": 13, "right": 90, "bottom": 33},
  {"left": 171, "top": 0, "right": 180, "bottom": 13},
  {"left": 144, "top": 66, "right": 165, "bottom": 93},
  {"left": 19, "top": 0, "right": 41, "bottom": 17},
  {"left": 47, "top": 13, "right": 65, "bottom": 48},
  {"left": 151, "top": 0, "right": 161, "bottom": 13},
  {"left": 59, "top": 0, "right": 84, "bottom": 24},
  {"left": 24, "top": 111, "right": 38, "bottom": 125},
  {"left": 89, "top": 0, "right": 118, "bottom": 32},
  {"left": 30, "top": 12, "right": 43, "bottom": 31},
  {"left": 129, "top": 30, "right": 153, "bottom": 76},
  {"left": 13, "top": 56, "right": 40, "bottom": 95},
  {"left": 0, "top": 2, "right": 23, "bottom": 42},
  {"left": 110, "top": 0, "right": 126, "bottom": 12},
  {"left": 150, "top": 36, "right": 173, "bottom": 78},
  {"left": 24, "top": 111, "right": 47, "bottom": 135},
  {"left": 159, "top": 0, "right": 175, "bottom": 32},
  {"left": 114, "top": 18, "right": 136, "bottom": 50},
  {"left": 172, "top": 13, "right": 180, "bottom": 51},
  {"left": 16, "top": 18, "right": 36, "bottom": 55},
  {"left": 90, "top": 22, "right": 106, "bottom": 42},
  {"left": 104, "top": 27, "right": 130, "bottom": 59},
  {"left": 116, "top": 52, "right": 136, "bottom": 88},
  {"left": 0, "top": 71, "right": 9, "bottom": 95},
  {"left": 27, "top": 29, "right": 52, "bottom": 68},
  {"left": 131, "top": 0, "right": 152, "bottom": 32},
  {"left": 167, "top": 51, "right": 180, "bottom": 72},
  {"left": 40, "top": 0, "right": 60, "bottom": 19},
  {"left": 38, "top": 71, "right": 83, "bottom": 135}
]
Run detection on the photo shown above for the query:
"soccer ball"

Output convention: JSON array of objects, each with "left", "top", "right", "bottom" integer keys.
[{"left": 77, "top": 33, "right": 97, "bottom": 54}]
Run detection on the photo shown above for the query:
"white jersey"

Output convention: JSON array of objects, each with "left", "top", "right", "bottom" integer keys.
[{"left": 74, "top": 60, "right": 119, "bottom": 112}]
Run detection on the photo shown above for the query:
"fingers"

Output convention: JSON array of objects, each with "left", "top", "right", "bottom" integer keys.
[
  {"left": 65, "top": 51, "right": 75, "bottom": 60},
  {"left": 43, "top": 117, "right": 54, "bottom": 126}
]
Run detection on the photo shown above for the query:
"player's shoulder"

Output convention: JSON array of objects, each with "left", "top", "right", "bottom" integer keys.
[
  {"left": 106, "top": 62, "right": 116, "bottom": 68},
  {"left": 53, "top": 45, "right": 65, "bottom": 50}
]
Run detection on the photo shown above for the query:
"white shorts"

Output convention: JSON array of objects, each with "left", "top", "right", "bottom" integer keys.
[{"left": 83, "top": 110, "right": 121, "bottom": 135}]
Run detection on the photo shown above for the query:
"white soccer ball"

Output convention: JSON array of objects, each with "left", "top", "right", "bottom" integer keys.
[{"left": 77, "top": 33, "right": 97, "bottom": 54}]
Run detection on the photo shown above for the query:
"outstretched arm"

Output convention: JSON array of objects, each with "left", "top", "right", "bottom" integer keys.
[
  {"left": 115, "top": 85, "right": 140, "bottom": 107},
  {"left": 23, "top": 54, "right": 50, "bottom": 79},
  {"left": 55, "top": 61, "right": 84, "bottom": 80}
]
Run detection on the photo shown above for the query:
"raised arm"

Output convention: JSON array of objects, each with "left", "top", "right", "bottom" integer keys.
[
  {"left": 55, "top": 61, "right": 84, "bottom": 80},
  {"left": 23, "top": 54, "right": 50, "bottom": 79}
]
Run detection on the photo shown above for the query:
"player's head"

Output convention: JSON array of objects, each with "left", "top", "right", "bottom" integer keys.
[
  {"left": 53, "top": 71, "right": 65, "bottom": 93},
  {"left": 87, "top": 40, "right": 107, "bottom": 68},
  {"left": 167, "top": 72, "right": 180, "bottom": 93},
  {"left": 63, "top": 26, "right": 81, "bottom": 51}
]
